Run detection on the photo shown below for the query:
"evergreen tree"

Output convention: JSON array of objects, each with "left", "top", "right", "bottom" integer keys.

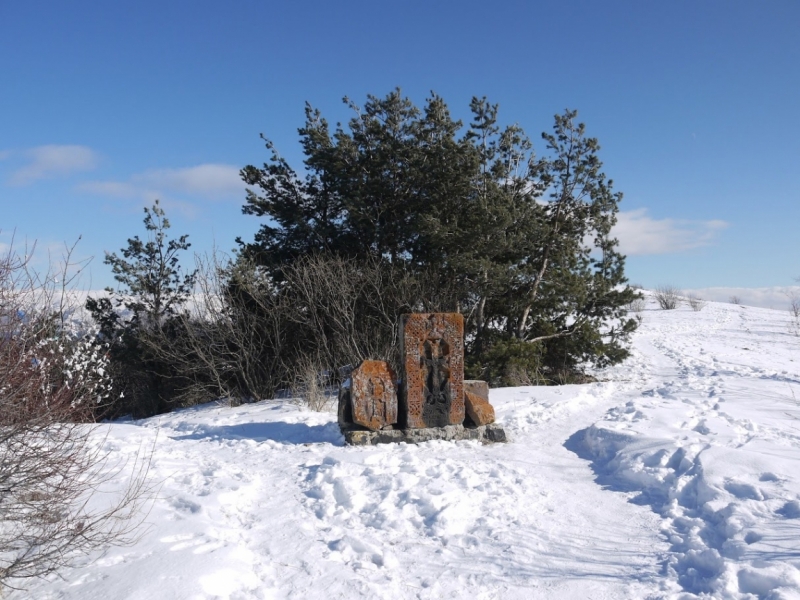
[
  {"left": 102, "top": 199, "right": 196, "bottom": 326},
  {"left": 239, "top": 91, "right": 639, "bottom": 384},
  {"left": 87, "top": 200, "right": 197, "bottom": 415}
]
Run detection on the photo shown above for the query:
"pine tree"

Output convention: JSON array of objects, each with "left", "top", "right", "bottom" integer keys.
[
  {"left": 87, "top": 200, "right": 196, "bottom": 415},
  {"left": 238, "top": 91, "right": 639, "bottom": 384},
  {"left": 102, "top": 199, "right": 196, "bottom": 326}
]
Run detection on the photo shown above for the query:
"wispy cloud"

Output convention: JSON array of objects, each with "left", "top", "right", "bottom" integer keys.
[
  {"left": 681, "top": 286, "right": 800, "bottom": 310},
  {"left": 9, "top": 145, "right": 99, "bottom": 185},
  {"left": 614, "top": 208, "right": 728, "bottom": 256},
  {"left": 79, "top": 164, "right": 245, "bottom": 203}
]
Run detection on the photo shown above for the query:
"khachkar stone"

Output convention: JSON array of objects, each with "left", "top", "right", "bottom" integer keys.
[
  {"left": 350, "top": 360, "right": 398, "bottom": 431},
  {"left": 400, "top": 313, "right": 465, "bottom": 428}
]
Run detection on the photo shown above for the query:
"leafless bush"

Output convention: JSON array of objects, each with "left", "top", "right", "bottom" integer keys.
[
  {"left": 289, "top": 356, "right": 334, "bottom": 412},
  {"left": 280, "top": 253, "right": 460, "bottom": 381},
  {"left": 0, "top": 237, "right": 151, "bottom": 590},
  {"left": 729, "top": 295, "right": 741, "bottom": 305},
  {"left": 788, "top": 294, "right": 800, "bottom": 319},
  {"left": 654, "top": 285, "right": 681, "bottom": 310},
  {"left": 141, "top": 251, "right": 458, "bottom": 409},
  {"left": 626, "top": 297, "right": 646, "bottom": 314},
  {"left": 788, "top": 292, "right": 800, "bottom": 336},
  {"left": 687, "top": 294, "right": 706, "bottom": 312},
  {"left": 139, "top": 252, "right": 291, "bottom": 406}
]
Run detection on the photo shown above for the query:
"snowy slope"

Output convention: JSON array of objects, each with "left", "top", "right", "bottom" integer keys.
[{"left": 15, "top": 297, "right": 800, "bottom": 599}]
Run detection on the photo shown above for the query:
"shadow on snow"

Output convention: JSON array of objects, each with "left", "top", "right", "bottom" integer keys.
[{"left": 170, "top": 421, "right": 344, "bottom": 445}]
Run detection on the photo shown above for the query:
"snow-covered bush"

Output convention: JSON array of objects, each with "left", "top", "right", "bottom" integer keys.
[{"left": 0, "top": 239, "right": 150, "bottom": 591}]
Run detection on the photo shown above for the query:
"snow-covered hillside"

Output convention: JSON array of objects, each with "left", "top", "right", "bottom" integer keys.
[{"left": 17, "top": 297, "right": 800, "bottom": 599}]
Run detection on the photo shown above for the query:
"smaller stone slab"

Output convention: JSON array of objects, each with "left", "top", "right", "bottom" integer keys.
[
  {"left": 464, "top": 380, "right": 495, "bottom": 426},
  {"left": 465, "top": 390, "right": 495, "bottom": 426},
  {"left": 343, "top": 423, "right": 507, "bottom": 446},
  {"left": 350, "top": 360, "right": 398, "bottom": 431},
  {"left": 464, "top": 380, "right": 489, "bottom": 402}
]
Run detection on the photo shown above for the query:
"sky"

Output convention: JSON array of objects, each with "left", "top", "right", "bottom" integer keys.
[{"left": 1, "top": 1, "right": 799, "bottom": 306}]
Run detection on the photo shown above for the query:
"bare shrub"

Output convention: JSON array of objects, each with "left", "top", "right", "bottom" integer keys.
[
  {"left": 140, "top": 252, "right": 291, "bottom": 407},
  {"left": 789, "top": 294, "right": 800, "bottom": 319},
  {"left": 654, "top": 285, "right": 681, "bottom": 310},
  {"left": 0, "top": 238, "right": 151, "bottom": 590},
  {"left": 281, "top": 254, "right": 463, "bottom": 380},
  {"left": 729, "top": 295, "right": 741, "bottom": 305},
  {"left": 141, "top": 251, "right": 455, "bottom": 408},
  {"left": 626, "top": 297, "right": 646, "bottom": 314},
  {"left": 687, "top": 294, "right": 706, "bottom": 312},
  {"left": 289, "top": 356, "right": 334, "bottom": 412},
  {"left": 788, "top": 292, "right": 800, "bottom": 337}
]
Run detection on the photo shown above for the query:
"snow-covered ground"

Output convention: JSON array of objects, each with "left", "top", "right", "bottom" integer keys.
[{"left": 17, "top": 296, "right": 800, "bottom": 599}]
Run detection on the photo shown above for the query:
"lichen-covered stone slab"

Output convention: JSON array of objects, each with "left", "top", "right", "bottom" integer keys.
[
  {"left": 465, "top": 390, "right": 495, "bottom": 426},
  {"left": 464, "top": 380, "right": 489, "bottom": 402},
  {"left": 351, "top": 360, "right": 398, "bottom": 431},
  {"left": 400, "top": 313, "right": 465, "bottom": 429}
]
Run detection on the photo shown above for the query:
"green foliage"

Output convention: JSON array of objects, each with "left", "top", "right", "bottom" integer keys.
[
  {"left": 87, "top": 200, "right": 196, "bottom": 417},
  {"left": 239, "top": 90, "right": 639, "bottom": 383},
  {"left": 103, "top": 199, "right": 196, "bottom": 326},
  {"left": 466, "top": 336, "right": 546, "bottom": 387}
]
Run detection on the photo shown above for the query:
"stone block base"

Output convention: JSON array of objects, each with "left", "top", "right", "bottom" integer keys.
[{"left": 343, "top": 423, "right": 507, "bottom": 446}]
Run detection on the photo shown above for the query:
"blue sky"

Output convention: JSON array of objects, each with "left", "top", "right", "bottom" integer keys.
[{"left": 1, "top": 1, "right": 798, "bottom": 303}]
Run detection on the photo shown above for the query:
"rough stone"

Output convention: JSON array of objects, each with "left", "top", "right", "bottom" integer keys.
[
  {"left": 350, "top": 360, "right": 398, "bottom": 431},
  {"left": 399, "top": 313, "right": 465, "bottom": 428},
  {"left": 463, "top": 380, "right": 489, "bottom": 402},
  {"left": 343, "top": 423, "right": 507, "bottom": 446},
  {"left": 484, "top": 423, "right": 507, "bottom": 443},
  {"left": 464, "top": 390, "right": 495, "bottom": 426},
  {"left": 337, "top": 383, "right": 352, "bottom": 431}
]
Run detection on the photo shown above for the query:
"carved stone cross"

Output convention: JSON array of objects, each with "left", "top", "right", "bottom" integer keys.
[{"left": 400, "top": 313, "right": 465, "bottom": 428}]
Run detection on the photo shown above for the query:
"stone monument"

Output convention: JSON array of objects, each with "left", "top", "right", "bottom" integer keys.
[
  {"left": 338, "top": 313, "right": 506, "bottom": 445},
  {"left": 399, "top": 312, "right": 465, "bottom": 428},
  {"left": 350, "top": 360, "right": 397, "bottom": 431}
]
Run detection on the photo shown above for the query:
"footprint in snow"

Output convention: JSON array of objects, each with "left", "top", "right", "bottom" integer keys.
[
  {"left": 168, "top": 496, "right": 202, "bottom": 516},
  {"left": 160, "top": 532, "right": 226, "bottom": 554},
  {"left": 723, "top": 480, "right": 764, "bottom": 501},
  {"left": 776, "top": 500, "right": 800, "bottom": 519}
]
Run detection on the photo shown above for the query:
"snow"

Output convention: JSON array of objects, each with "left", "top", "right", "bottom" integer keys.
[{"left": 15, "top": 296, "right": 800, "bottom": 599}]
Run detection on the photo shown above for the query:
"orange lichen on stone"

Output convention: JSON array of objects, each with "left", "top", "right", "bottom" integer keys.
[
  {"left": 464, "top": 390, "right": 495, "bottom": 426},
  {"left": 351, "top": 360, "right": 398, "bottom": 431},
  {"left": 463, "top": 380, "right": 489, "bottom": 402},
  {"left": 399, "top": 313, "right": 465, "bottom": 429}
]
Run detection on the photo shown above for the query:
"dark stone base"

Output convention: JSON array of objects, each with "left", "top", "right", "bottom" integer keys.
[{"left": 342, "top": 423, "right": 507, "bottom": 446}]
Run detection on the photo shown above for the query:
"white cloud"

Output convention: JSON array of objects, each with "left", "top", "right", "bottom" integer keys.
[
  {"left": 135, "top": 164, "right": 244, "bottom": 198},
  {"left": 614, "top": 208, "right": 728, "bottom": 255},
  {"left": 79, "top": 164, "right": 245, "bottom": 203},
  {"left": 680, "top": 286, "right": 800, "bottom": 310},
  {"left": 10, "top": 145, "right": 98, "bottom": 185},
  {"left": 78, "top": 181, "right": 138, "bottom": 197}
]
